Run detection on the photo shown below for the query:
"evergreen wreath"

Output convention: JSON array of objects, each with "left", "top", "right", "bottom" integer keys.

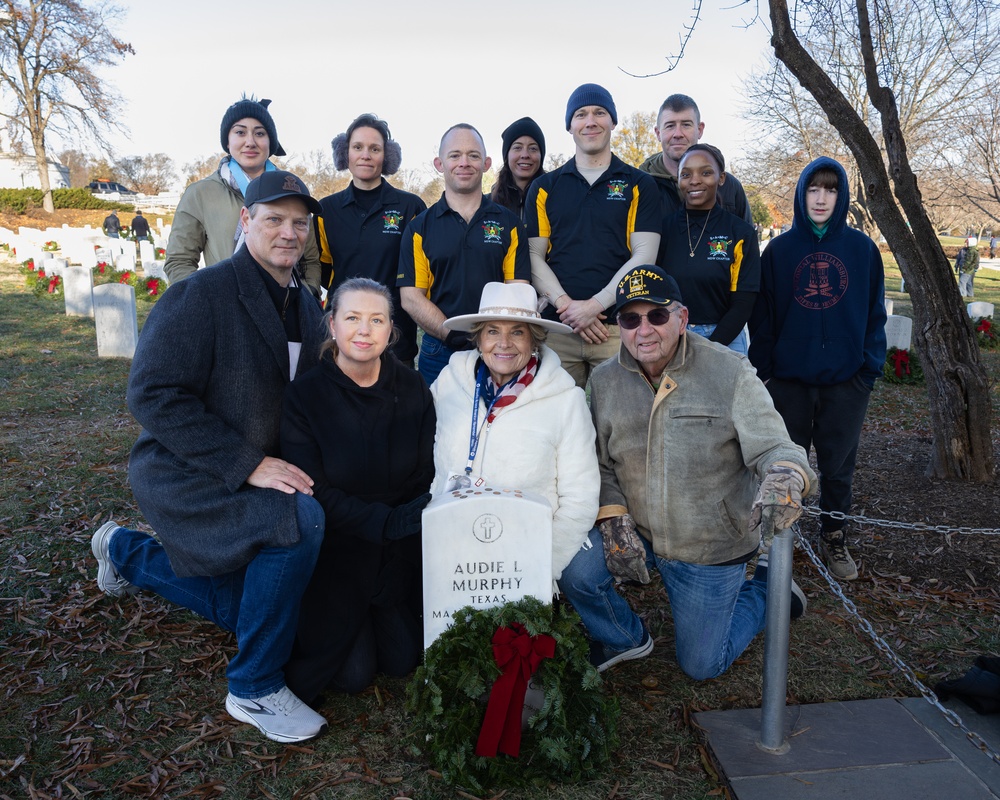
[
  {"left": 882, "top": 346, "right": 924, "bottom": 384},
  {"left": 974, "top": 316, "right": 998, "bottom": 350},
  {"left": 406, "top": 596, "right": 619, "bottom": 793}
]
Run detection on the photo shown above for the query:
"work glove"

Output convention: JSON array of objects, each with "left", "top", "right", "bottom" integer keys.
[
  {"left": 445, "top": 330, "right": 472, "bottom": 351},
  {"left": 750, "top": 465, "right": 805, "bottom": 542},
  {"left": 599, "top": 513, "right": 650, "bottom": 584},
  {"left": 384, "top": 493, "right": 432, "bottom": 541}
]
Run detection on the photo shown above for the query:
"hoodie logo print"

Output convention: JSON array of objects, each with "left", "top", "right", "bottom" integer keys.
[{"left": 793, "top": 252, "right": 849, "bottom": 309}]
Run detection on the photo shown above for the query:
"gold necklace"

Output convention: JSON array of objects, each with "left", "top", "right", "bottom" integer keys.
[{"left": 686, "top": 209, "right": 709, "bottom": 257}]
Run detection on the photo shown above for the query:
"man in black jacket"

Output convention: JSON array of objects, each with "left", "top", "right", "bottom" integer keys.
[{"left": 90, "top": 171, "right": 330, "bottom": 744}]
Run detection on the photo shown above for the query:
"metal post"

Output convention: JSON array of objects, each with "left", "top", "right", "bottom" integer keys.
[{"left": 758, "top": 521, "right": 793, "bottom": 754}]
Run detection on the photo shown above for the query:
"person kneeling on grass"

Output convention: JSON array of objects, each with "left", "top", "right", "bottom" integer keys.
[
  {"left": 558, "top": 265, "right": 816, "bottom": 678},
  {"left": 90, "top": 171, "right": 329, "bottom": 743}
]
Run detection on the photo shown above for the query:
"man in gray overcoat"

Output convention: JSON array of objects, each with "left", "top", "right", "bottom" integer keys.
[{"left": 91, "top": 171, "right": 329, "bottom": 743}]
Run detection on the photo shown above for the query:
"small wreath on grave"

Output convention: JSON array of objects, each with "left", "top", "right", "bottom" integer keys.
[
  {"left": 23, "top": 262, "right": 41, "bottom": 289},
  {"left": 0, "top": 242, "right": 10, "bottom": 252},
  {"left": 406, "top": 596, "right": 619, "bottom": 793},
  {"left": 42, "top": 240, "right": 59, "bottom": 252},
  {"left": 33, "top": 273, "right": 63, "bottom": 299},
  {"left": 974, "top": 317, "right": 998, "bottom": 350},
  {"left": 882, "top": 346, "right": 924, "bottom": 384},
  {"left": 117, "top": 270, "right": 138, "bottom": 288},
  {"left": 155, "top": 247, "right": 166, "bottom": 260},
  {"left": 140, "top": 277, "right": 167, "bottom": 302}
]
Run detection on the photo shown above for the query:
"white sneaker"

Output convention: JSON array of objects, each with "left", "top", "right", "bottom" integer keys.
[
  {"left": 91, "top": 521, "right": 137, "bottom": 597},
  {"left": 225, "top": 686, "right": 327, "bottom": 743}
]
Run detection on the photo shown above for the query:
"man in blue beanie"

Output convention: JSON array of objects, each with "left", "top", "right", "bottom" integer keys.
[{"left": 525, "top": 83, "right": 661, "bottom": 388}]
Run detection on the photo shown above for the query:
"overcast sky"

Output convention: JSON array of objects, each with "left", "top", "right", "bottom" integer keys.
[{"left": 87, "top": 0, "right": 772, "bottom": 187}]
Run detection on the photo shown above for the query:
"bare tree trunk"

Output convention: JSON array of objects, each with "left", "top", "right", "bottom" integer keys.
[
  {"left": 769, "top": 0, "right": 994, "bottom": 481},
  {"left": 32, "top": 133, "right": 54, "bottom": 214}
]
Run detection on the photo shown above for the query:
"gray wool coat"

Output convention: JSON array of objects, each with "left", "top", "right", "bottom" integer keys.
[{"left": 126, "top": 245, "right": 325, "bottom": 577}]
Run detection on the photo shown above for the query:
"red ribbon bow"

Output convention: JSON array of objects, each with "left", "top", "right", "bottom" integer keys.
[
  {"left": 475, "top": 622, "right": 555, "bottom": 758},
  {"left": 892, "top": 349, "right": 910, "bottom": 377}
]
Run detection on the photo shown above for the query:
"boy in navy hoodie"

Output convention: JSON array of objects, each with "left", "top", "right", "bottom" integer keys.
[{"left": 749, "top": 158, "right": 887, "bottom": 580}]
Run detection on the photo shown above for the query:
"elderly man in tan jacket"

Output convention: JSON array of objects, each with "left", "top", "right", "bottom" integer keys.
[{"left": 558, "top": 265, "right": 816, "bottom": 677}]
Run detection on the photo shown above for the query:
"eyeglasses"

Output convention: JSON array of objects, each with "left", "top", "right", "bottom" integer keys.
[{"left": 617, "top": 307, "right": 673, "bottom": 329}]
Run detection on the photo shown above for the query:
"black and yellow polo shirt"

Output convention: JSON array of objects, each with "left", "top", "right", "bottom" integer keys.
[
  {"left": 526, "top": 155, "right": 660, "bottom": 318},
  {"left": 397, "top": 194, "right": 529, "bottom": 319}
]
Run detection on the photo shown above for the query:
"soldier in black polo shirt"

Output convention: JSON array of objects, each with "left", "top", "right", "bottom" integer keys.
[
  {"left": 526, "top": 84, "right": 660, "bottom": 388},
  {"left": 316, "top": 114, "right": 426, "bottom": 365},
  {"left": 398, "top": 123, "right": 530, "bottom": 385}
]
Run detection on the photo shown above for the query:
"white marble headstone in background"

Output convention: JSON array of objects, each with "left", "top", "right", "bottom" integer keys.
[
  {"left": 968, "top": 301, "right": 995, "bottom": 319},
  {"left": 884, "top": 314, "right": 912, "bottom": 351},
  {"left": 421, "top": 487, "right": 553, "bottom": 649},
  {"left": 93, "top": 283, "right": 138, "bottom": 358},
  {"left": 62, "top": 267, "right": 94, "bottom": 318}
]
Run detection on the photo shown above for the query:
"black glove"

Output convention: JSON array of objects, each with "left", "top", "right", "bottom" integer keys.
[
  {"left": 444, "top": 330, "right": 472, "bottom": 350},
  {"left": 384, "top": 493, "right": 432, "bottom": 541}
]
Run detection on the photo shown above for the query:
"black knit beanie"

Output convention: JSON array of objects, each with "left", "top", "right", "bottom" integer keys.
[
  {"left": 501, "top": 117, "right": 546, "bottom": 165},
  {"left": 220, "top": 96, "right": 286, "bottom": 158},
  {"left": 564, "top": 83, "right": 617, "bottom": 130}
]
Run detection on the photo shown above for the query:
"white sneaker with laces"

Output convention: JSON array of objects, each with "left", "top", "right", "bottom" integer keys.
[
  {"left": 91, "top": 521, "right": 137, "bottom": 597},
  {"left": 225, "top": 686, "right": 327, "bottom": 743}
]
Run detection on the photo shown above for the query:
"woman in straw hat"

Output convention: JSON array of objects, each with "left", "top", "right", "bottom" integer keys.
[{"left": 430, "top": 282, "right": 599, "bottom": 585}]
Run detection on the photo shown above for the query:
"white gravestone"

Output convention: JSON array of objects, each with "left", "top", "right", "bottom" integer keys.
[
  {"left": 884, "top": 314, "right": 912, "bottom": 351},
  {"left": 967, "top": 301, "right": 995, "bottom": 319},
  {"left": 883, "top": 298, "right": 893, "bottom": 316},
  {"left": 143, "top": 261, "right": 166, "bottom": 281},
  {"left": 115, "top": 253, "right": 135, "bottom": 272},
  {"left": 421, "top": 486, "right": 553, "bottom": 649},
  {"left": 93, "top": 284, "right": 138, "bottom": 358},
  {"left": 139, "top": 240, "right": 154, "bottom": 263},
  {"left": 62, "top": 267, "right": 94, "bottom": 318},
  {"left": 47, "top": 257, "right": 68, "bottom": 276}
]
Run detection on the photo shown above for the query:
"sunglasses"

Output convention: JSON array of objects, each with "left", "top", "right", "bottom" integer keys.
[{"left": 617, "top": 307, "right": 673, "bottom": 330}]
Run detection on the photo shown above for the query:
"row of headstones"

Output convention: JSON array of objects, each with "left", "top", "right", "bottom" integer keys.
[
  {"left": 4, "top": 223, "right": 169, "bottom": 271},
  {"left": 33, "top": 250, "right": 167, "bottom": 289},
  {"left": 884, "top": 301, "right": 995, "bottom": 351}
]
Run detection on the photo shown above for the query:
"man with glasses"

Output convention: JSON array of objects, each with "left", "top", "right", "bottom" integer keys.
[{"left": 559, "top": 264, "right": 816, "bottom": 678}]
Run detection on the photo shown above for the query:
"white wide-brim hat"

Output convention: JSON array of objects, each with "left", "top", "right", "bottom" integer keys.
[{"left": 443, "top": 282, "right": 573, "bottom": 335}]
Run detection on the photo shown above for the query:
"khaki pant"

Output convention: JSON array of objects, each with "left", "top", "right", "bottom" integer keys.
[{"left": 547, "top": 326, "right": 621, "bottom": 389}]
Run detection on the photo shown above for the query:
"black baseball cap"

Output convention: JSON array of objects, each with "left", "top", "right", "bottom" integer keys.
[
  {"left": 613, "top": 265, "right": 684, "bottom": 315},
  {"left": 243, "top": 170, "right": 321, "bottom": 214}
]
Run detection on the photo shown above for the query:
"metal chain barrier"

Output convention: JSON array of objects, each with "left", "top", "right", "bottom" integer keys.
[
  {"left": 794, "top": 527, "right": 1000, "bottom": 767},
  {"left": 800, "top": 505, "right": 1000, "bottom": 536}
]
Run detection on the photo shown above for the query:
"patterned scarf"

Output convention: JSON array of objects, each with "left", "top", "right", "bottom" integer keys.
[{"left": 479, "top": 355, "right": 539, "bottom": 423}]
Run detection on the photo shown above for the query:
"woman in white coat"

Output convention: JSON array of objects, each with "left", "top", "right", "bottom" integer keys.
[{"left": 430, "top": 283, "right": 599, "bottom": 583}]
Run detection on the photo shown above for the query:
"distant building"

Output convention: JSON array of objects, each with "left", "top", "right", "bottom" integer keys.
[{"left": 0, "top": 151, "right": 70, "bottom": 190}]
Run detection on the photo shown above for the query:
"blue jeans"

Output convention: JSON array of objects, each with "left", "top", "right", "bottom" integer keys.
[
  {"left": 559, "top": 527, "right": 767, "bottom": 680},
  {"left": 417, "top": 334, "right": 460, "bottom": 386},
  {"left": 687, "top": 323, "right": 749, "bottom": 356},
  {"left": 110, "top": 492, "right": 325, "bottom": 698}
]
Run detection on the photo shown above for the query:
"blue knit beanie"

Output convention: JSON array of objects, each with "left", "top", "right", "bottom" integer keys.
[{"left": 565, "top": 83, "right": 617, "bottom": 130}]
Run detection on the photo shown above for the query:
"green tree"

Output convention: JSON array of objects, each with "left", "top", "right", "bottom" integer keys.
[
  {"left": 747, "top": 191, "right": 773, "bottom": 227},
  {"left": 0, "top": 1, "right": 133, "bottom": 213},
  {"left": 610, "top": 110, "right": 659, "bottom": 167}
]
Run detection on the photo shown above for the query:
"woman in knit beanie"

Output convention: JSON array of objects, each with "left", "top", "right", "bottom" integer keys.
[
  {"left": 490, "top": 116, "right": 546, "bottom": 219},
  {"left": 165, "top": 95, "right": 319, "bottom": 289}
]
